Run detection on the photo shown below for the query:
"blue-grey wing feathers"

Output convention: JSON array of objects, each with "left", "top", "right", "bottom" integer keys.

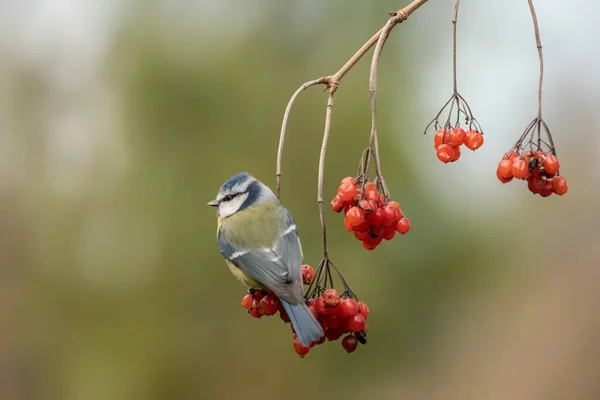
[{"left": 217, "top": 214, "right": 303, "bottom": 304}]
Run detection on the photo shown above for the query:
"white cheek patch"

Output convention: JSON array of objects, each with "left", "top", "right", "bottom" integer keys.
[{"left": 218, "top": 193, "right": 249, "bottom": 218}]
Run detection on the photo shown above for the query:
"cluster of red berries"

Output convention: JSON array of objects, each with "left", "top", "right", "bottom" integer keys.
[
  {"left": 297, "top": 264, "right": 369, "bottom": 357},
  {"left": 434, "top": 127, "right": 484, "bottom": 163},
  {"left": 240, "top": 264, "right": 370, "bottom": 357},
  {"left": 241, "top": 289, "right": 281, "bottom": 318},
  {"left": 331, "top": 177, "right": 410, "bottom": 250},
  {"left": 496, "top": 150, "right": 568, "bottom": 196}
]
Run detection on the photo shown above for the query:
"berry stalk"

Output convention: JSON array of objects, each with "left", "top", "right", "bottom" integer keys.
[
  {"left": 527, "top": 0, "right": 544, "bottom": 119},
  {"left": 452, "top": 0, "right": 460, "bottom": 94}
]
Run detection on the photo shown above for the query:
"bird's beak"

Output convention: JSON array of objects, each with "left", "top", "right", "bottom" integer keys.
[{"left": 207, "top": 199, "right": 219, "bottom": 207}]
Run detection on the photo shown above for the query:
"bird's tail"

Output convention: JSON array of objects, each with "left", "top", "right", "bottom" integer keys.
[{"left": 281, "top": 300, "right": 324, "bottom": 347}]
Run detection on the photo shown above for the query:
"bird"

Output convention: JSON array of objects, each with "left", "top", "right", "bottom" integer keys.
[{"left": 208, "top": 172, "right": 324, "bottom": 347}]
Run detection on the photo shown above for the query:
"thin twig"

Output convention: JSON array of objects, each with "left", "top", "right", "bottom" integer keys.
[
  {"left": 276, "top": 0, "right": 431, "bottom": 198},
  {"left": 276, "top": 78, "right": 327, "bottom": 199},
  {"left": 368, "top": 17, "right": 397, "bottom": 199},
  {"left": 527, "top": 0, "right": 544, "bottom": 118},
  {"left": 317, "top": 93, "right": 335, "bottom": 259},
  {"left": 452, "top": 0, "right": 460, "bottom": 94}
]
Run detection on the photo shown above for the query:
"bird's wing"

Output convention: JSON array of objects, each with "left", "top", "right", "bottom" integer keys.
[{"left": 218, "top": 212, "right": 303, "bottom": 304}]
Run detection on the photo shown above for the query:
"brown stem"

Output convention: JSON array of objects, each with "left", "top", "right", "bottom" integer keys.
[
  {"left": 527, "top": 0, "right": 544, "bottom": 118},
  {"left": 276, "top": 78, "right": 327, "bottom": 199},
  {"left": 317, "top": 93, "right": 335, "bottom": 259},
  {"left": 452, "top": 0, "right": 460, "bottom": 94},
  {"left": 368, "top": 18, "right": 396, "bottom": 199}
]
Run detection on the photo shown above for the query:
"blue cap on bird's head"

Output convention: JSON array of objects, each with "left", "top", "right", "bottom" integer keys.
[
  {"left": 207, "top": 172, "right": 276, "bottom": 218},
  {"left": 220, "top": 172, "right": 251, "bottom": 192}
]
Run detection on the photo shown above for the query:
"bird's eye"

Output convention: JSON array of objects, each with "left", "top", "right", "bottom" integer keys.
[{"left": 222, "top": 193, "right": 238, "bottom": 202}]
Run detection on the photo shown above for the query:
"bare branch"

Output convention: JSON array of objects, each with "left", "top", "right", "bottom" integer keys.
[
  {"left": 277, "top": 0, "right": 431, "bottom": 199},
  {"left": 527, "top": 0, "right": 544, "bottom": 118},
  {"left": 317, "top": 93, "right": 335, "bottom": 259},
  {"left": 276, "top": 78, "right": 327, "bottom": 199},
  {"left": 368, "top": 17, "right": 397, "bottom": 199},
  {"left": 452, "top": 0, "right": 460, "bottom": 94}
]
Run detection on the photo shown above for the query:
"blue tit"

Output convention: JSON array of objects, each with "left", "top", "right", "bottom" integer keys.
[{"left": 208, "top": 172, "right": 324, "bottom": 347}]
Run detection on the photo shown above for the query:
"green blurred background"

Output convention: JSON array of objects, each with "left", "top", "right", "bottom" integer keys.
[{"left": 1, "top": 1, "right": 599, "bottom": 399}]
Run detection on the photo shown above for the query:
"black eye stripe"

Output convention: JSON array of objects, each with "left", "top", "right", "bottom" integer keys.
[{"left": 222, "top": 193, "right": 241, "bottom": 202}]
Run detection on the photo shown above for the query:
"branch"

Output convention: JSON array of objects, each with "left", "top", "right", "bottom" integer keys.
[
  {"left": 452, "top": 0, "right": 460, "bottom": 94},
  {"left": 317, "top": 93, "right": 335, "bottom": 259},
  {"left": 368, "top": 17, "right": 397, "bottom": 199},
  {"left": 527, "top": 0, "right": 544, "bottom": 118},
  {"left": 276, "top": 78, "right": 327, "bottom": 199},
  {"left": 276, "top": 0, "right": 430, "bottom": 197}
]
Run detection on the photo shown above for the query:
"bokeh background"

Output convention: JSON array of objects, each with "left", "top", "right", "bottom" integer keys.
[{"left": 1, "top": 1, "right": 599, "bottom": 399}]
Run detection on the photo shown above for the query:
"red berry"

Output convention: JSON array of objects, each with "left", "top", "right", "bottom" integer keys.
[
  {"left": 259, "top": 295, "right": 280, "bottom": 316},
  {"left": 358, "top": 199, "right": 373, "bottom": 213},
  {"left": 354, "top": 230, "right": 371, "bottom": 241},
  {"left": 308, "top": 305, "right": 319, "bottom": 319},
  {"left": 511, "top": 159, "right": 530, "bottom": 180},
  {"left": 342, "top": 335, "right": 359, "bottom": 353},
  {"left": 241, "top": 294, "right": 253, "bottom": 309},
  {"left": 357, "top": 301, "right": 369, "bottom": 319},
  {"left": 323, "top": 289, "right": 340, "bottom": 307},
  {"left": 301, "top": 264, "right": 315, "bottom": 285},
  {"left": 364, "top": 182, "right": 377, "bottom": 193},
  {"left": 387, "top": 200, "right": 401, "bottom": 210},
  {"left": 354, "top": 220, "right": 370, "bottom": 233},
  {"left": 497, "top": 160, "right": 513, "bottom": 179},
  {"left": 436, "top": 144, "right": 456, "bottom": 163},
  {"left": 434, "top": 129, "right": 449, "bottom": 148},
  {"left": 293, "top": 338, "right": 310, "bottom": 356},
  {"left": 347, "top": 314, "right": 367, "bottom": 332},
  {"left": 366, "top": 207, "right": 385, "bottom": 227},
  {"left": 340, "top": 176, "right": 356, "bottom": 186},
  {"left": 361, "top": 237, "right": 380, "bottom": 250},
  {"left": 552, "top": 176, "right": 568, "bottom": 195},
  {"left": 538, "top": 178, "right": 554, "bottom": 197},
  {"left": 497, "top": 168, "right": 513, "bottom": 184},
  {"left": 464, "top": 130, "right": 484, "bottom": 150},
  {"left": 366, "top": 189, "right": 379, "bottom": 202},
  {"left": 449, "top": 128, "right": 465, "bottom": 147},
  {"left": 527, "top": 173, "right": 547, "bottom": 195},
  {"left": 331, "top": 194, "right": 345, "bottom": 213},
  {"left": 383, "top": 204, "right": 401, "bottom": 227},
  {"left": 543, "top": 155, "right": 560, "bottom": 175},
  {"left": 534, "top": 150, "right": 547, "bottom": 161},
  {"left": 340, "top": 183, "right": 359, "bottom": 203},
  {"left": 382, "top": 225, "right": 396, "bottom": 241},
  {"left": 327, "top": 314, "right": 342, "bottom": 329},
  {"left": 396, "top": 217, "right": 411, "bottom": 234},
  {"left": 449, "top": 145, "right": 461, "bottom": 162},
  {"left": 314, "top": 297, "right": 327, "bottom": 315},
  {"left": 325, "top": 328, "right": 343, "bottom": 342},
  {"left": 504, "top": 151, "right": 519, "bottom": 161},
  {"left": 369, "top": 225, "right": 384, "bottom": 238},
  {"left": 345, "top": 207, "right": 365, "bottom": 228},
  {"left": 338, "top": 298, "right": 359, "bottom": 318},
  {"left": 249, "top": 298, "right": 262, "bottom": 318},
  {"left": 343, "top": 218, "right": 353, "bottom": 232}
]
